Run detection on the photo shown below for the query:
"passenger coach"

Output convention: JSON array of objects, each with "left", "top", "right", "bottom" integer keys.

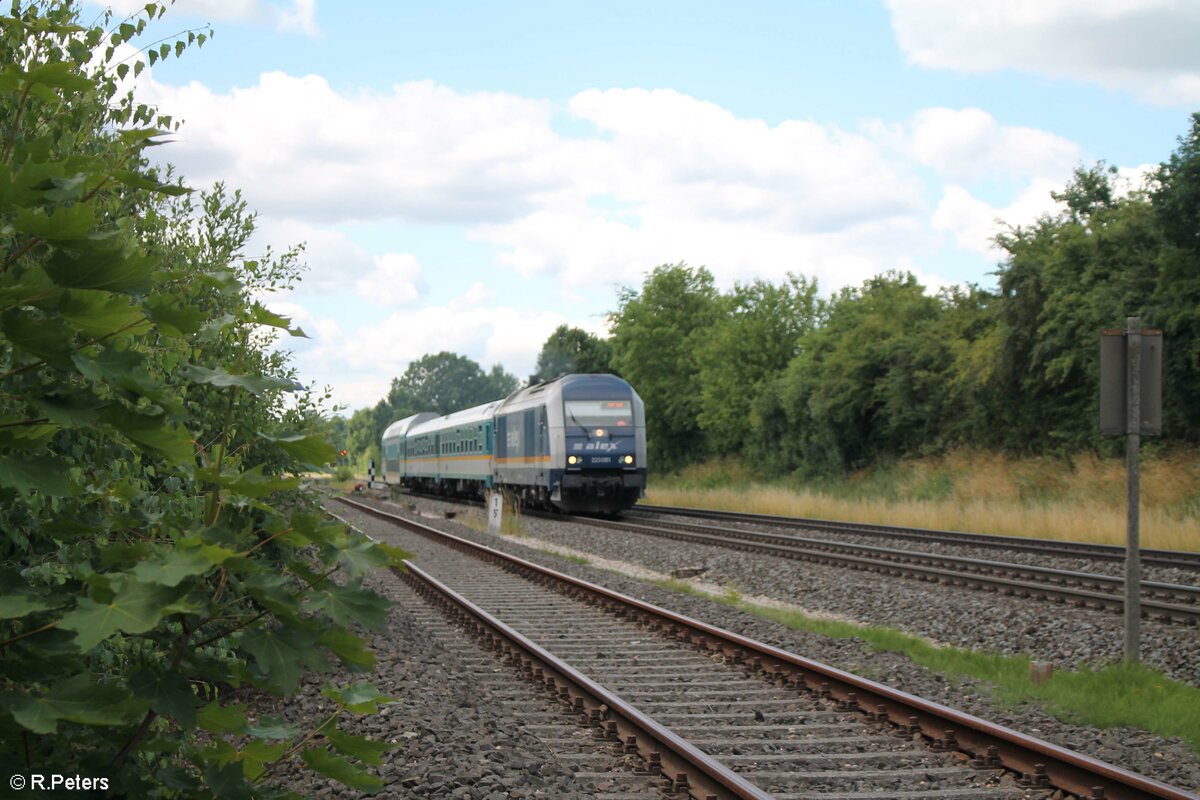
[{"left": 381, "top": 374, "right": 646, "bottom": 514}]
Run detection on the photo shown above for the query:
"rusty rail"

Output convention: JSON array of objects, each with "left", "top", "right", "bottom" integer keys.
[
  {"left": 632, "top": 504, "right": 1200, "bottom": 571},
  {"left": 337, "top": 495, "right": 1198, "bottom": 800}
]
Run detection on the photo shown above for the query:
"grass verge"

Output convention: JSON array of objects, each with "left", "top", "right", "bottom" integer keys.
[
  {"left": 652, "top": 577, "right": 1200, "bottom": 753},
  {"left": 544, "top": 548, "right": 591, "bottom": 566},
  {"left": 647, "top": 450, "right": 1200, "bottom": 551}
]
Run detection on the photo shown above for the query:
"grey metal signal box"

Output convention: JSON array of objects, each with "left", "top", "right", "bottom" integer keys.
[{"left": 1099, "top": 330, "right": 1163, "bottom": 436}]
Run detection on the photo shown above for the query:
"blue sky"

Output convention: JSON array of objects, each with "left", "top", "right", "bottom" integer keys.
[{"left": 89, "top": 0, "right": 1200, "bottom": 412}]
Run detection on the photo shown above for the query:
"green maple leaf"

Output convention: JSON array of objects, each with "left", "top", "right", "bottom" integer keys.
[
  {"left": 300, "top": 748, "right": 382, "bottom": 793},
  {"left": 240, "top": 624, "right": 325, "bottom": 693},
  {"left": 58, "top": 579, "right": 181, "bottom": 651},
  {"left": 304, "top": 582, "right": 390, "bottom": 630}
]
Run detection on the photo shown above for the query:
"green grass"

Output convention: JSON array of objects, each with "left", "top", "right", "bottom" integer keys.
[
  {"left": 648, "top": 451, "right": 1200, "bottom": 551},
  {"left": 545, "top": 548, "right": 591, "bottom": 566},
  {"left": 650, "top": 578, "right": 1200, "bottom": 752}
]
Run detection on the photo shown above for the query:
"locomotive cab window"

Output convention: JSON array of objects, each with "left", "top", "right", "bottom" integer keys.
[{"left": 564, "top": 400, "right": 634, "bottom": 428}]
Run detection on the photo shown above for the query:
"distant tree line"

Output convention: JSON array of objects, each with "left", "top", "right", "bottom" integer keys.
[
  {"left": 343, "top": 353, "right": 519, "bottom": 465},
  {"left": 344, "top": 113, "right": 1200, "bottom": 477},
  {"left": 605, "top": 114, "right": 1200, "bottom": 472}
]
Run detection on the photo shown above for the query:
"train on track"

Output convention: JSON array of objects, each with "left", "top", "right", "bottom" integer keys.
[{"left": 381, "top": 373, "right": 647, "bottom": 514}]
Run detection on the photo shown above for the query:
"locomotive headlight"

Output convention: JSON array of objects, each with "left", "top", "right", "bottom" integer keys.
[
  {"left": 623, "top": 455, "right": 634, "bottom": 465},
  {"left": 595, "top": 428, "right": 605, "bottom": 438},
  {"left": 568, "top": 455, "right": 579, "bottom": 465}
]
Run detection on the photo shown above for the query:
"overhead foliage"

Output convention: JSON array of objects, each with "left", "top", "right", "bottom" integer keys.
[{"left": 0, "top": 2, "right": 401, "bottom": 796}]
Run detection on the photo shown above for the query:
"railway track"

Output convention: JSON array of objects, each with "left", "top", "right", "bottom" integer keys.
[
  {"left": 385, "top": 569, "right": 667, "bottom": 798},
  {"left": 545, "top": 513, "right": 1200, "bottom": 626},
  {"left": 630, "top": 505, "right": 1200, "bottom": 572},
  {"left": 334, "top": 494, "right": 1197, "bottom": 800}
]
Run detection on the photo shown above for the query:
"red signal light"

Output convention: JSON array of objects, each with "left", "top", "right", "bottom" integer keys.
[{"left": 340, "top": 449, "right": 348, "bottom": 456}]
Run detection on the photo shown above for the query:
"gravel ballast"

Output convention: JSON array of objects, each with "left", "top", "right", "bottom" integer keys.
[
  {"left": 521, "top": 507, "right": 1200, "bottom": 685},
  {"left": 334, "top": 494, "right": 1200, "bottom": 793},
  {"left": 627, "top": 508, "right": 1200, "bottom": 587},
  {"left": 257, "top": 556, "right": 664, "bottom": 799}
]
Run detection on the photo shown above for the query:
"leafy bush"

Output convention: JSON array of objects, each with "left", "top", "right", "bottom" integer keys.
[{"left": 0, "top": 3, "right": 403, "bottom": 796}]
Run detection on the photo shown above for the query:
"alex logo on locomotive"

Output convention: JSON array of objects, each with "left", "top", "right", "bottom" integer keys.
[{"left": 571, "top": 441, "right": 619, "bottom": 452}]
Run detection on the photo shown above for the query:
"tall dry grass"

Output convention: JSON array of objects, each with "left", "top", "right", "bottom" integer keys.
[{"left": 648, "top": 450, "right": 1200, "bottom": 552}]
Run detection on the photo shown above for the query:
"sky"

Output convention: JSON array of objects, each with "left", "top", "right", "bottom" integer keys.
[{"left": 85, "top": 0, "right": 1200, "bottom": 413}]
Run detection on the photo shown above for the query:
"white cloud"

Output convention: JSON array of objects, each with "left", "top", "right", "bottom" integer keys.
[
  {"left": 931, "top": 161, "right": 1161, "bottom": 257},
  {"left": 886, "top": 0, "right": 1200, "bottom": 104},
  {"left": 104, "top": 0, "right": 318, "bottom": 36},
  {"left": 879, "top": 107, "right": 1080, "bottom": 184},
  {"left": 143, "top": 75, "right": 561, "bottom": 225},
  {"left": 142, "top": 76, "right": 945, "bottom": 294},
  {"left": 1115, "top": 163, "right": 1158, "bottom": 197},
  {"left": 354, "top": 253, "right": 425, "bottom": 307},
  {"left": 566, "top": 88, "right": 921, "bottom": 233},
  {"left": 288, "top": 287, "right": 572, "bottom": 409},
  {"left": 932, "top": 178, "right": 1065, "bottom": 256},
  {"left": 246, "top": 218, "right": 389, "bottom": 293},
  {"left": 474, "top": 88, "right": 932, "bottom": 292}
]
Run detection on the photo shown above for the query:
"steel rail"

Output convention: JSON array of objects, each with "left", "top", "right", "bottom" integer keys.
[
  {"left": 631, "top": 504, "right": 1200, "bottom": 571},
  {"left": 396, "top": 559, "right": 772, "bottom": 800},
  {"left": 556, "top": 514, "right": 1200, "bottom": 624},
  {"left": 336, "top": 495, "right": 1198, "bottom": 800}
]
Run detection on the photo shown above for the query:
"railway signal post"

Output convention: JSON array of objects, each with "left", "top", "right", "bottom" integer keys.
[{"left": 1099, "top": 317, "right": 1163, "bottom": 663}]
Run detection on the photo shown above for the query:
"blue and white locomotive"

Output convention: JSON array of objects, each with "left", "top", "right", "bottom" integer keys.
[{"left": 381, "top": 374, "right": 646, "bottom": 514}]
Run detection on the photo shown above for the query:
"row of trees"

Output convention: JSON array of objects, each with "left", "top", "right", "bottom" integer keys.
[
  {"left": 345, "top": 115, "right": 1199, "bottom": 479},
  {"left": 2, "top": 3, "right": 397, "bottom": 796},
  {"left": 339, "top": 353, "right": 519, "bottom": 463},
  {"left": 605, "top": 115, "right": 1200, "bottom": 472}
]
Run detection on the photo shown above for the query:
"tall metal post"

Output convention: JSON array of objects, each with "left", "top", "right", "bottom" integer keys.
[{"left": 1124, "top": 317, "right": 1141, "bottom": 663}]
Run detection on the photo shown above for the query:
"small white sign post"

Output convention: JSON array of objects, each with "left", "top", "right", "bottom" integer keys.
[{"left": 487, "top": 491, "right": 503, "bottom": 535}]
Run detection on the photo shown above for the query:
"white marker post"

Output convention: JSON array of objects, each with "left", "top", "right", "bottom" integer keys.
[{"left": 487, "top": 491, "right": 503, "bottom": 535}]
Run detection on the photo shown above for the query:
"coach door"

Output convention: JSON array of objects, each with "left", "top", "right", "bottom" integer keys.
[{"left": 534, "top": 405, "right": 547, "bottom": 481}]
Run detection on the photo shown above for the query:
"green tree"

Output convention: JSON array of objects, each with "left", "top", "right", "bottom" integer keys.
[
  {"left": 992, "top": 164, "right": 1163, "bottom": 450},
  {"left": 344, "top": 353, "right": 518, "bottom": 462},
  {"left": 534, "top": 324, "right": 613, "bottom": 379},
  {"left": 696, "top": 274, "right": 819, "bottom": 455},
  {"left": 608, "top": 263, "right": 721, "bottom": 470},
  {"left": 752, "top": 272, "right": 987, "bottom": 474},
  {"left": 387, "top": 351, "right": 517, "bottom": 415},
  {"left": 1151, "top": 113, "right": 1200, "bottom": 441},
  {"left": 0, "top": 3, "right": 398, "bottom": 795}
]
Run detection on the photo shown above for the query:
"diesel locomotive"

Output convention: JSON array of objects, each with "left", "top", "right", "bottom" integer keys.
[{"left": 381, "top": 373, "right": 646, "bottom": 514}]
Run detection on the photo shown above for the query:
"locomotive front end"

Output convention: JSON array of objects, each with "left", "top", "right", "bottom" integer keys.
[{"left": 552, "top": 374, "right": 646, "bottom": 513}]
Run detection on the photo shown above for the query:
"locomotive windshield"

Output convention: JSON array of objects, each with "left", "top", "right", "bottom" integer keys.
[{"left": 564, "top": 399, "right": 634, "bottom": 428}]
